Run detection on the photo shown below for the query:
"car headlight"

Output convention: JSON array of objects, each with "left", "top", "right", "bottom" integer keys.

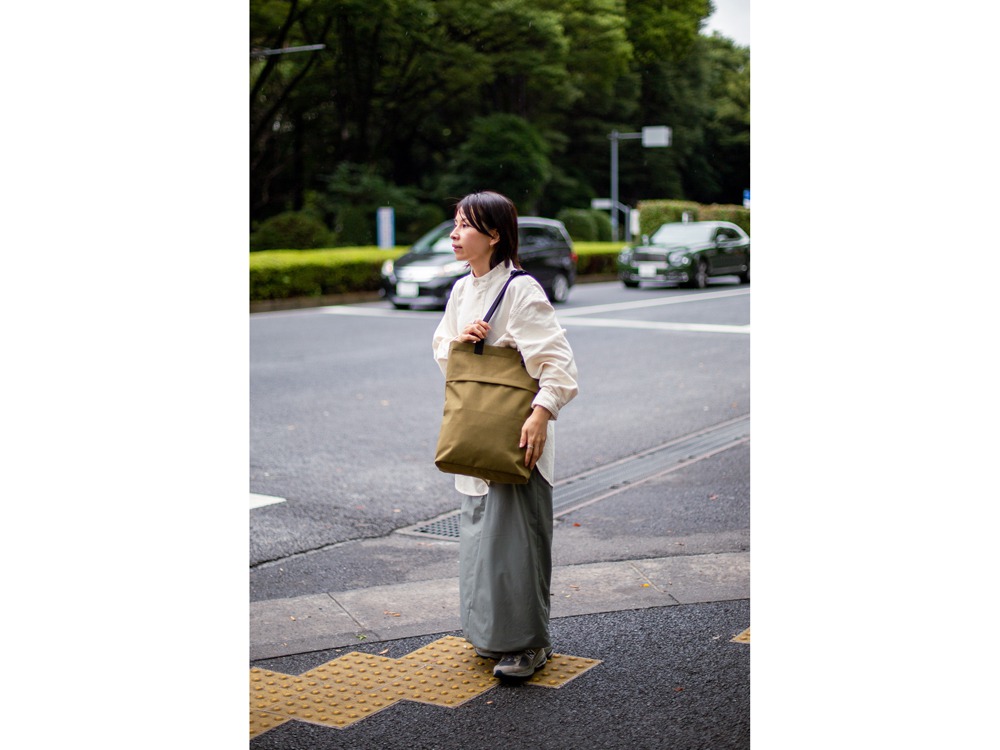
[
  {"left": 438, "top": 260, "right": 469, "bottom": 277},
  {"left": 668, "top": 252, "right": 690, "bottom": 265},
  {"left": 618, "top": 249, "right": 633, "bottom": 263},
  {"left": 381, "top": 259, "right": 394, "bottom": 275}
]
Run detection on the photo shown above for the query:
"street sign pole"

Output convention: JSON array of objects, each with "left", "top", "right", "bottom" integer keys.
[
  {"left": 610, "top": 131, "right": 619, "bottom": 242},
  {"left": 607, "top": 126, "right": 671, "bottom": 241}
]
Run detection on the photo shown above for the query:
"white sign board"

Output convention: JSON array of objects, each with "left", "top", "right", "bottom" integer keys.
[
  {"left": 590, "top": 198, "right": 613, "bottom": 210},
  {"left": 642, "top": 126, "right": 671, "bottom": 147}
]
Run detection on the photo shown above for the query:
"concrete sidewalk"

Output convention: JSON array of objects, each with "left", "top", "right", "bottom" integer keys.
[{"left": 251, "top": 550, "right": 749, "bottom": 661}]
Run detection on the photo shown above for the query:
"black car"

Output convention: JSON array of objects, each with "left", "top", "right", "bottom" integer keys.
[
  {"left": 380, "top": 217, "right": 577, "bottom": 309},
  {"left": 617, "top": 221, "right": 750, "bottom": 289}
]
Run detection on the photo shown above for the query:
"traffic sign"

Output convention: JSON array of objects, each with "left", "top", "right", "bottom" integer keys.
[{"left": 641, "top": 126, "right": 671, "bottom": 147}]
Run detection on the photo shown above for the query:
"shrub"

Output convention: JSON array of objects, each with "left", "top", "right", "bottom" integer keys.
[
  {"left": 589, "top": 210, "right": 613, "bottom": 242},
  {"left": 573, "top": 242, "right": 622, "bottom": 275},
  {"left": 556, "top": 209, "right": 598, "bottom": 241},
  {"left": 249, "top": 248, "right": 403, "bottom": 300},
  {"left": 634, "top": 200, "right": 702, "bottom": 237},
  {"left": 250, "top": 211, "right": 332, "bottom": 251},
  {"left": 699, "top": 204, "right": 751, "bottom": 235},
  {"left": 337, "top": 206, "right": 376, "bottom": 246},
  {"left": 636, "top": 200, "right": 750, "bottom": 236}
]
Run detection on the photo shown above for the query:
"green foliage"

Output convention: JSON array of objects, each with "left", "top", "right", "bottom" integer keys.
[
  {"left": 635, "top": 200, "right": 702, "bottom": 236},
  {"left": 337, "top": 206, "right": 375, "bottom": 246},
  {"left": 250, "top": 211, "right": 333, "bottom": 251},
  {"left": 246, "top": 195, "right": 749, "bottom": 302},
  {"left": 698, "top": 34, "right": 751, "bottom": 204},
  {"left": 573, "top": 242, "right": 624, "bottom": 275},
  {"left": 699, "top": 203, "right": 751, "bottom": 234},
  {"left": 556, "top": 209, "right": 599, "bottom": 241},
  {"left": 637, "top": 199, "right": 749, "bottom": 236},
  {"left": 249, "top": 247, "right": 404, "bottom": 300},
  {"left": 439, "top": 114, "right": 552, "bottom": 214},
  {"left": 555, "top": 208, "right": 614, "bottom": 242},
  {"left": 308, "top": 164, "right": 446, "bottom": 246},
  {"left": 249, "top": 0, "right": 748, "bottom": 230},
  {"left": 590, "top": 209, "right": 613, "bottom": 241}
]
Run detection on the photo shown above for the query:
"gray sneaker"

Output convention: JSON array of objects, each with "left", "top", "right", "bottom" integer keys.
[{"left": 493, "top": 648, "right": 549, "bottom": 679}]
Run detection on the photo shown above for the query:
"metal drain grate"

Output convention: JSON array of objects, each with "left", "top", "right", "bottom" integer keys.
[
  {"left": 397, "top": 415, "right": 749, "bottom": 541},
  {"left": 403, "top": 511, "right": 462, "bottom": 541}
]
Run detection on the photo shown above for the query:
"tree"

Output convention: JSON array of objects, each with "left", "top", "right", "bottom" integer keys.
[
  {"left": 618, "top": 0, "right": 715, "bottom": 203},
  {"left": 697, "top": 33, "right": 750, "bottom": 204},
  {"left": 439, "top": 114, "right": 552, "bottom": 214},
  {"left": 534, "top": 0, "right": 638, "bottom": 215},
  {"left": 249, "top": 0, "right": 749, "bottom": 228}
]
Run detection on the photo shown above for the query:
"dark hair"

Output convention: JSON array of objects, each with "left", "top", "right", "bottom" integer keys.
[{"left": 455, "top": 191, "right": 520, "bottom": 270}]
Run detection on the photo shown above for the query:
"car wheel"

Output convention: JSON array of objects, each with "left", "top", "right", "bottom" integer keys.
[
  {"left": 738, "top": 263, "right": 750, "bottom": 284},
  {"left": 623, "top": 279, "right": 640, "bottom": 288},
  {"left": 392, "top": 302, "right": 411, "bottom": 310},
  {"left": 547, "top": 273, "right": 570, "bottom": 303},
  {"left": 686, "top": 260, "right": 708, "bottom": 289}
]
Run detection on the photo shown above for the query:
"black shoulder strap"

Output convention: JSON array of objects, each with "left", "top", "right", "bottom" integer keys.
[
  {"left": 475, "top": 269, "right": 528, "bottom": 354},
  {"left": 483, "top": 269, "right": 528, "bottom": 323}
]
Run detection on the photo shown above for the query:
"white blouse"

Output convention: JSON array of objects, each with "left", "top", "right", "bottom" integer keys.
[{"left": 432, "top": 261, "right": 579, "bottom": 496}]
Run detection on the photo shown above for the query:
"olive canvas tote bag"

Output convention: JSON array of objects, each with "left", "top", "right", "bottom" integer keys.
[{"left": 434, "top": 271, "right": 539, "bottom": 484}]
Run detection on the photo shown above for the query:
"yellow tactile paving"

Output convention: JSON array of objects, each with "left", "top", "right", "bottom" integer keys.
[
  {"left": 525, "top": 653, "right": 604, "bottom": 688},
  {"left": 250, "top": 635, "right": 602, "bottom": 738},
  {"left": 731, "top": 627, "right": 750, "bottom": 644}
]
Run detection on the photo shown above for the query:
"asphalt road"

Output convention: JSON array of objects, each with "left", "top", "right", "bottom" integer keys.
[
  {"left": 250, "top": 278, "right": 750, "bottom": 574},
  {"left": 249, "top": 277, "right": 751, "bottom": 749}
]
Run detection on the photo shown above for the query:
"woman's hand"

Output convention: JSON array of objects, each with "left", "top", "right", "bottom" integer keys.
[
  {"left": 457, "top": 319, "right": 491, "bottom": 343},
  {"left": 520, "top": 406, "right": 553, "bottom": 471}
]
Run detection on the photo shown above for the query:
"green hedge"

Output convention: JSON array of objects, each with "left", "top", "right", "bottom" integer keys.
[
  {"left": 249, "top": 244, "right": 623, "bottom": 301},
  {"left": 573, "top": 242, "right": 623, "bottom": 275},
  {"left": 636, "top": 200, "right": 750, "bottom": 236},
  {"left": 250, "top": 247, "right": 405, "bottom": 301},
  {"left": 249, "top": 197, "right": 750, "bottom": 302}
]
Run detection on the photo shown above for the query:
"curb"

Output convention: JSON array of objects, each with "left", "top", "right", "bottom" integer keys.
[
  {"left": 249, "top": 274, "right": 620, "bottom": 314},
  {"left": 250, "top": 551, "right": 749, "bottom": 660}
]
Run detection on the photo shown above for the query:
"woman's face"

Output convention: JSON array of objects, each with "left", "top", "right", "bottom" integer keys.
[{"left": 450, "top": 209, "right": 497, "bottom": 273}]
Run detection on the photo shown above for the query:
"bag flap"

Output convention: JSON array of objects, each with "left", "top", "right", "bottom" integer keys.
[{"left": 445, "top": 341, "right": 539, "bottom": 391}]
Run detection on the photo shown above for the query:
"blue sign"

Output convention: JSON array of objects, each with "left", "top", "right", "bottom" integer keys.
[{"left": 742, "top": 189, "right": 750, "bottom": 209}]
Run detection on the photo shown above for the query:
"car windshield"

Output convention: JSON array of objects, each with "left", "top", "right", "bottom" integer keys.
[
  {"left": 409, "top": 223, "right": 455, "bottom": 254},
  {"left": 649, "top": 223, "right": 715, "bottom": 245}
]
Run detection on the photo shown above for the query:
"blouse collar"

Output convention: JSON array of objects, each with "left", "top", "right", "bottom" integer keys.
[{"left": 471, "top": 260, "right": 513, "bottom": 287}]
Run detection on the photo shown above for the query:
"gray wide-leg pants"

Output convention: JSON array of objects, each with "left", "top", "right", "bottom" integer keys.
[{"left": 458, "top": 469, "right": 553, "bottom": 653}]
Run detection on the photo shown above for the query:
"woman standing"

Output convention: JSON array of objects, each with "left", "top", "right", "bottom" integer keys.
[{"left": 432, "top": 191, "right": 579, "bottom": 679}]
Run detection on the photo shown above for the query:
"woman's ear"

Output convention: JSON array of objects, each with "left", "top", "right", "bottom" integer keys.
[{"left": 489, "top": 230, "right": 500, "bottom": 246}]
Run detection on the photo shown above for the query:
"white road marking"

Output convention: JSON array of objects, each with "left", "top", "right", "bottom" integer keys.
[
  {"left": 250, "top": 493, "right": 287, "bottom": 510},
  {"left": 560, "top": 317, "right": 749, "bottom": 334},
  {"left": 318, "top": 306, "right": 434, "bottom": 318},
  {"left": 555, "top": 288, "right": 750, "bottom": 317},
  {"left": 312, "top": 287, "right": 750, "bottom": 334}
]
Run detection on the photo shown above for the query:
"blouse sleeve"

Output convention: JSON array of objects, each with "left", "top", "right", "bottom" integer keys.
[
  {"left": 432, "top": 287, "right": 462, "bottom": 376},
  {"left": 507, "top": 282, "right": 579, "bottom": 420}
]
